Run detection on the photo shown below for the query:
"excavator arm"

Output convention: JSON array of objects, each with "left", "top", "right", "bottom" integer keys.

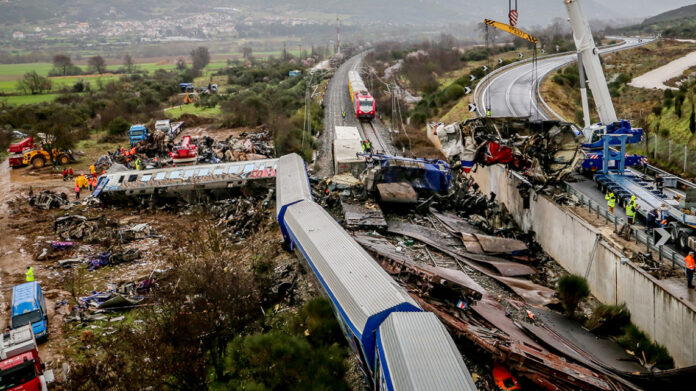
[{"left": 484, "top": 19, "right": 538, "bottom": 45}]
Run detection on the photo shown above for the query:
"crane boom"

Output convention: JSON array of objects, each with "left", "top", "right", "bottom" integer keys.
[
  {"left": 563, "top": 0, "right": 618, "bottom": 124},
  {"left": 484, "top": 19, "right": 538, "bottom": 45}
]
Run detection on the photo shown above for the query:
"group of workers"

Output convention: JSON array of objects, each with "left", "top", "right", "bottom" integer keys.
[
  {"left": 71, "top": 164, "right": 103, "bottom": 199},
  {"left": 605, "top": 175, "right": 696, "bottom": 289},
  {"left": 604, "top": 191, "right": 639, "bottom": 223}
]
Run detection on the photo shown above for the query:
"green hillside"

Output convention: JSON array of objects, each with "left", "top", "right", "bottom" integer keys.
[{"left": 613, "top": 4, "right": 696, "bottom": 38}]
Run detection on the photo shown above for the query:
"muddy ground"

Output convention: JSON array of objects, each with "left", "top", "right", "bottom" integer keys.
[{"left": 0, "top": 126, "right": 336, "bottom": 385}]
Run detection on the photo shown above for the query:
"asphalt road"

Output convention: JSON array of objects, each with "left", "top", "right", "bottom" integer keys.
[{"left": 477, "top": 37, "right": 650, "bottom": 119}]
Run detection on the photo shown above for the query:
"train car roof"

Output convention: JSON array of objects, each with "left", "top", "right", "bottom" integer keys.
[
  {"left": 284, "top": 200, "right": 420, "bottom": 336},
  {"left": 377, "top": 312, "right": 477, "bottom": 391},
  {"left": 99, "top": 158, "right": 278, "bottom": 194},
  {"left": 275, "top": 153, "right": 312, "bottom": 218}
]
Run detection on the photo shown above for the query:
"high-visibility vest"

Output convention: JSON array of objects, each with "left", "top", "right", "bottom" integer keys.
[
  {"left": 686, "top": 255, "right": 695, "bottom": 270},
  {"left": 605, "top": 192, "right": 616, "bottom": 207},
  {"left": 26, "top": 267, "right": 34, "bottom": 282},
  {"left": 626, "top": 203, "right": 636, "bottom": 218}
]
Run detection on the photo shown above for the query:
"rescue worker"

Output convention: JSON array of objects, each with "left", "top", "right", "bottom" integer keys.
[
  {"left": 25, "top": 266, "right": 34, "bottom": 282},
  {"left": 486, "top": 108, "right": 492, "bottom": 117},
  {"left": 130, "top": 147, "right": 136, "bottom": 156},
  {"left": 685, "top": 251, "right": 695, "bottom": 289},
  {"left": 89, "top": 164, "right": 96, "bottom": 176},
  {"left": 647, "top": 209, "right": 659, "bottom": 234},
  {"left": 365, "top": 139, "right": 372, "bottom": 153},
  {"left": 655, "top": 174, "right": 664, "bottom": 194},
  {"left": 62, "top": 168, "right": 68, "bottom": 181},
  {"left": 605, "top": 191, "right": 616, "bottom": 214},
  {"left": 88, "top": 176, "right": 96, "bottom": 191},
  {"left": 626, "top": 200, "right": 637, "bottom": 224},
  {"left": 342, "top": 111, "right": 346, "bottom": 119},
  {"left": 135, "top": 157, "right": 142, "bottom": 171},
  {"left": 361, "top": 140, "right": 366, "bottom": 152},
  {"left": 75, "top": 183, "right": 81, "bottom": 200},
  {"left": 68, "top": 167, "right": 74, "bottom": 179}
]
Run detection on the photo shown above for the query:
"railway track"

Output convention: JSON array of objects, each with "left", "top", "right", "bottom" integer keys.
[{"left": 359, "top": 121, "right": 389, "bottom": 153}]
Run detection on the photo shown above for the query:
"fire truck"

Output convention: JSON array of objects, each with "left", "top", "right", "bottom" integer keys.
[{"left": 0, "top": 325, "right": 54, "bottom": 390}]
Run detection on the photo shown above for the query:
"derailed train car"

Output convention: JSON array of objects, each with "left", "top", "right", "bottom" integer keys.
[
  {"left": 428, "top": 117, "right": 582, "bottom": 183},
  {"left": 275, "top": 153, "right": 476, "bottom": 390},
  {"left": 94, "top": 159, "right": 278, "bottom": 203}
]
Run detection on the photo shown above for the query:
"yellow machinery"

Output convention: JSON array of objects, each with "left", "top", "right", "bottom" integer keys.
[
  {"left": 184, "top": 92, "right": 198, "bottom": 104},
  {"left": 483, "top": 19, "right": 538, "bottom": 45},
  {"left": 22, "top": 148, "right": 74, "bottom": 168}
]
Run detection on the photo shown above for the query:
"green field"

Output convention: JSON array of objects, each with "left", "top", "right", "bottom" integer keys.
[
  {"left": 0, "top": 59, "right": 230, "bottom": 105},
  {"left": 164, "top": 104, "right": 221, "bottom": 119}
]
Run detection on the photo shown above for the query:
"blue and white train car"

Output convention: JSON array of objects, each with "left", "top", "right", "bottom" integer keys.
[
  {"left": 376, "top": 312, "right": 477, "bottom": 391},
  {"left": 275, "top": 153, "right": 476, "bottom": 390}
]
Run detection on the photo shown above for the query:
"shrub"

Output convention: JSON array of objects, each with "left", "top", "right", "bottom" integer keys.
[
  {"left": 616, "top": 324, "right": 674, "bottom": 370},
  {"left": 556, "top": 274, "right": 590, "bottom": 318},
  {"left": 585, "top": 304, "right": 631, "bottom": 336},
  {"left": 107, "top": 117, "right": 130, "bottom": 135},
  {"left": 444, "top": 84, "right": 466, "bottom": 102},
  {"left": 652, "top": 104, "right": 663, "bottom": 116},
  {"left": 461, "top": 49, "right": 488, "bottom": 62}
]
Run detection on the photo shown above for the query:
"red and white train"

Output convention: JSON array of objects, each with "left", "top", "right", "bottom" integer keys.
[{"left": 347, "top": 70, "right": 375, "bottom": 121}]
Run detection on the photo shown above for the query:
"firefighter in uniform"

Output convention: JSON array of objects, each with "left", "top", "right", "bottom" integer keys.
[{"left": 605, "top": 191, "right": 616, "bottom": 214}]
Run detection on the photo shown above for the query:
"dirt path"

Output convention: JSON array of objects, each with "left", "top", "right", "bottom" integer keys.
[{"left": 629, "top": 50, "right": 696, "bottom": 90}]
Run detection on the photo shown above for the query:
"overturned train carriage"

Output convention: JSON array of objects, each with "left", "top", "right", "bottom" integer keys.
[
  {"left": 94, "top": 159, "right": 278, "bottom": 203},
  {"left": 275, "top": 153, "right": 476, "bottom": 391}
]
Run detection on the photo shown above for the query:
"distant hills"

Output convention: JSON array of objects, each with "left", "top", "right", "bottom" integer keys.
[
  {"left": 612, "top": 4, "right": 696, "bottom": 38},
  {"left": 2, "top": 0, "right": 696, "bottom": 29}
]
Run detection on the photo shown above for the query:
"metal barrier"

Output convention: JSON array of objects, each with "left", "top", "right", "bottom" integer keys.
[{"left": 565, "top": 183, "right": 685, "bottom": 269}]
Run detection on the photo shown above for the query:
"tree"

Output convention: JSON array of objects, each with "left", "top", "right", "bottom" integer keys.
[
  {"left": 190, "top": 46, "right": 210, "bottom": 70},
  {"left": 242, "top": 46, "right": 253, "bottom": 60},
  {"left": 52, "top": 54, "right": 73, "bottom": 76},
  {"left": 123, "top": 54, "right": 135, "bottom": 73},
  {"left": 176, "top": 57, "right": 187, "bottom": 71},
  {"left": 16, "top": 71, "right": 51, "bottom": 95},
  {"left": 88, "top": 55, "right": 106, "bottom": 74}
]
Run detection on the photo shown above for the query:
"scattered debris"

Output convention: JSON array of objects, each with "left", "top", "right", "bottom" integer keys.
[
  {"left": 341, "top": 201, "right": 387, "bottom": 228},
  {"left": 29, "top": 190, "right": 70, "bottom": 210}
]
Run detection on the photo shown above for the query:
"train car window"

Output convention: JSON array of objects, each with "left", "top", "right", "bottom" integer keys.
[
  {"left": 118, "top": 176, "right": 125, "bottom": 184},
  {"left": 154, "top": 172, "right": 167, "bottom": 181},
  {"left": 169, "top": 170, "right": 181, "bottom": 179},
  {"left": 196, "top": 168, "right": 210, "bottom": 177},
  {"left": 183, "top": 169, "right": 195, "bottom": 179},
  {"left": 213, "top": 168, "right": 224, "bottom": 175},
  {"left": 140, "top": 174, "right": 152, "bottom": 182},
  {"left": 227, "top": 165, "right": 241, "bottom": 174},
  {"left": 243, "top": 164, "right": 255, "bottom": 173},
  {"left": 257, "top": 164, "right": 265, "bottom": 171},
  {"left": 128, "top": 174, "right": 138, "bottom": 182}
]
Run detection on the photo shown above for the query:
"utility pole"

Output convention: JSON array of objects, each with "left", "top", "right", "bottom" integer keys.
[{"left": 336, "top": 17, "right": 341, "bottom": 54}]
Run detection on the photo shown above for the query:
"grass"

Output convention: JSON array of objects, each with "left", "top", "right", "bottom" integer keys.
[{"left": 164, "top": 104, "right": 221, "bottom": 119}]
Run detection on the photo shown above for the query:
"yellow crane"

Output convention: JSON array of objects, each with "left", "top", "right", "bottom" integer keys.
[{"left": 483, "top": 19, "right": 538, "bottom": 45}]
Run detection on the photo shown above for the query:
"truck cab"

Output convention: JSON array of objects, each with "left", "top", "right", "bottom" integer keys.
[
  {"left": 7, "top": 137, "right": 35, "bottom": 168},
  {"left": 1, "top": 325, "right": 52, "bottom": 391},
  {"left": 155, "top": 120, "right": 171, "bottom": 134},
  {"left": 11, "top": 283, "right": 48, "bottom": 342},
  {"left": 128, "top": 124, "right": 148, "bottom": 147}
]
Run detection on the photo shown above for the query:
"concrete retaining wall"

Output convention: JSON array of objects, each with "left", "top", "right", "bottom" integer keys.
[{"left": 471, "top": 164, "right": 696, "bottom": 367}]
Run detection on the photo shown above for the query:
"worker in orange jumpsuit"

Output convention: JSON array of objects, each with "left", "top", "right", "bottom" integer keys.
[{"left": 686, "top": 251, "right": 695, "bottom": 289}]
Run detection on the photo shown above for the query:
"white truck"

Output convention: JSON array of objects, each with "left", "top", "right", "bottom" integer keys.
[{"left": 155, "top": 120, "right": 184, "bottom": 139}]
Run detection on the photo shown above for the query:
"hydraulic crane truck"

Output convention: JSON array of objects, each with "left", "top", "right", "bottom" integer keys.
[{"left": 564, "top": 0, "right": 696, "bottom": 250}]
